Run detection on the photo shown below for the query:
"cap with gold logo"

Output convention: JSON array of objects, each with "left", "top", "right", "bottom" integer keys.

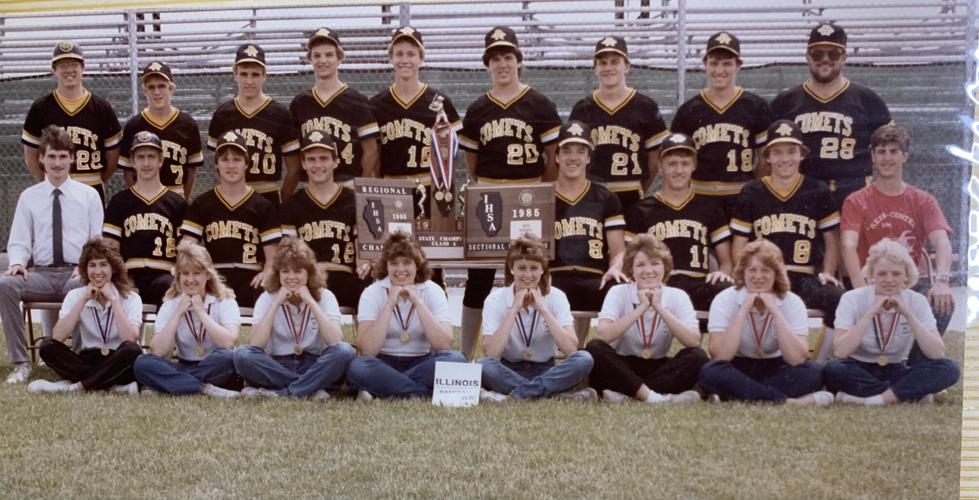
[
  {"left": 557, "top": 120, "right": 593, "bottom": 149},
  {"left": 300, "top": 130, "right": 337, "bottom": 152},
  {"left": 483, "top": 26, "right": 522, "bottom": 65},
  {"left": 141, "top": 61, "right": 173, "bottom": 83},
  {"left": 308, "top": 27, "right": 342, "bottom": 53},
  {"left": 762, "top": 120, "right": 805, "bottom": 151},
  {"left": 235, "top": 44, "right": 266, "bottom": 68},
  {"left": 705, "top": 32, "right": 740, "bottom": 59},
  {"left": 215, "top": 130, "right": 249, "bottom": 155},
  {"left": 52, "top": 41, "right": 84, "bottom": 64},
  {"left": 594, "top": 36, "right": 628, "bottom": 61},
  {"left": 131, "top": 130, "right": 163, "bottom": 153},
  {"left": 808, "top": 23, "right": 846, "bottom": 49},
  {"left": 390, "top": 25, "right": 424, "bottom": 53},
  {"left": 659, "top": 132, "right": 697, "bottom": 157}
]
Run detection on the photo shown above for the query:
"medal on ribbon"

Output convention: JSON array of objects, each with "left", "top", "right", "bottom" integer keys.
[
  {"left": 428, "top": 95, "right": 457, "bottom": 216},
  {"left": 393, "top": 298, "right": 416, "bottom": 343},
  {"left": 515, "top": 307, "right": 539, "bottom": 360},
  {"left": 93, "top": 305, "right": 113, "bottom": 356},
  {"left": 873, "top": 310, "right": 901, "bottom": 366},
  {"left": 634, "top": 302, "right": 661, "bottom": 360},
  {"left": 282, "top": 303, "right": 311, "bottom": 356},
  {"left": 184, "top": 303, "right": 212, "bottom": 358},
  {"left": 748, "top": 310, "right": 772, "bottom": 359}
]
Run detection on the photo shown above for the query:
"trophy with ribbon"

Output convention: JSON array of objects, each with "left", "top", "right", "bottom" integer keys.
[
  {"left": 429, "top": 95, "right": 456, "bottom": 216},
  {"left": 412, "top": 94, "right": 464, "bottom": 260}
]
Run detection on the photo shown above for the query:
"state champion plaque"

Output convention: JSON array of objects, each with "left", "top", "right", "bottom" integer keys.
[
  {"left": 354, "top": 178, "right": 415, "bottom": 261},
  {"left": 464, "top": 183, "right": 555, "bottom": 259}
]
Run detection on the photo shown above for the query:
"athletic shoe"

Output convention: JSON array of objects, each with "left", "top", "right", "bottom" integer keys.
[
  {"left": 919, "top": 394, "right": 935, "bottom": 404},
  {"left": 356, "top": 390, "right": 374, "bottom": 402},
  {"left": 241, "top": 387, "right": 278, "bottom": 399},
  {"left": 202, "top": 384, "right": 240, "bottom": 399},
  {"left": 5, "top": 363, "right": 31, "bottom": 384},
  {"left": 140, "top": 388, "right": 159, "bottom": 396},
  {"left": 27, "top": 379, "right": 72, "bottom": 393},
  {"left": 811, "top": 390, "right": 834, "bottom": 406},
  {"left": 834, "top": 391, "right": 883, "bottom": 406},
  {"left": 601, "top": 389, "right": 630, "bottom": 403},
  {"left": 668, "top": 390, "right": 702, "bottom": 404},
  {"left": 556, "top": 387, "right": 598, "bottom": 402},
  {"left": 310, "top": 390, "right": 331, "bottom": 401},
  {"left": 479, "top": 388, "right": 509, "bottom": 403},
  {"left": 709, "top": 394, "right": 722, "bottom": 404},
  {"left": 110, "top": 382, "right": 139, "bottom": 395}
]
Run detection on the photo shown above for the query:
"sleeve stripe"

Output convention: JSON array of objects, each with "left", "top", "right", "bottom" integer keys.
[
  {"left": 21, "top": 130, "right": 40, "bottom": 146},
  {"left": 104, "top": 131, "right": 123, "bottom": 148},
  {"left": 281, "top": 139, "right": 300, "bottom": 153},
  {"left": 729, "top": 218, "right": 752, "bottom": 234},
  {"left": 180, "top": 222, "right": 203, "bottom": 236},
  {"left": 818, "top": 212, "right": 841, "bottom": 229},
  {"left": 710, "top": 225, "right": 732, "bottom": 243},
  {"left": 540, "top": 125, "right": 561, "bottom": 144},
  {"left": 457, "top": 134, "right": 479, "bottom": 150},
  {"left": 755, "top": 131, "right": 768, "bottom": 143},
  {"left": 451, "top": 120, "right": 463, "bottom": 132},
  {"left": 357, "top": 123, "right": 380, "bottom": 137},
  {"left": 605, "top": 215, "right": 625, "bottom": 228},
  {"left": 206, "top": 136, "right": 217, "bottom": 150},
  {"left": 645, "top": 129, "right": 671, "bottom": 149},
  {"left": 117, "top": 156, "right": 131, "bottom": 168},
  {"left": 281, "top": 225, "right": 297, "bottom": 237},
  {"left": 623, "top": 230, "right": 637, "bottom": 241}
]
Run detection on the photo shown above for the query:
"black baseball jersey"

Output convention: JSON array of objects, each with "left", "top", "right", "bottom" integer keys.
[
  {"left": 207, "top": 97, "right": 300, "bottom": 190},
  {"left": 671, "top": 88, "right": 772, "bottom": 195},
  {"left": 181, "top": 187, "right": 282, "bottom": 271},
  {"left": 103, "top": 187, "right": 188, "bottom": 272},
  {"left": 290, "top": 85, "right": 380, "bottom": 182},
  {"left": 21, "top": 90, "right": 122, "bottom": 186},
  {"left": 459, "top": 86, "right": 561, "bottom": 180},
  {"left": 769, "top": 79, "right": 891, "bottom": 182},
  {"left": 730, "top": 175, "right": 840, "bottom": 273},
  {"left": 370, "top": 85, "right": 462, "bottom": 179},
  {"left": 551, "top": 182, "right": 624, "bottom": 274},
  {"left": 280, "top": 186, "right": 357, "bottom": 273},
  {"left": 625, "top": 192, "right": 731, "bottom": 278},
  {"left": 119, "top": 109, "right": 203, "bottom": 190},
  {"left": 568, "top": 89, "right": 669, "bottom": 183}
]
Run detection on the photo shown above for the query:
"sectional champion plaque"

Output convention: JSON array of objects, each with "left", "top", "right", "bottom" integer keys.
[
  {"left": 354, "top": 178, "right": 415, "bottom": 261},
  {"left": 464, "top": 183, "right": 555, "bottom": 259}
]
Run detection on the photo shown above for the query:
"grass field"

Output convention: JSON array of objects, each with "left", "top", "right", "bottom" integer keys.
[{"left": 0, "top": 327, "right": 966, "bottom": 498}]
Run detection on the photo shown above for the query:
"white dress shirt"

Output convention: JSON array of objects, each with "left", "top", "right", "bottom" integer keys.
[{"left": 7, "top": 178, "right": 103, "bottom": 268}]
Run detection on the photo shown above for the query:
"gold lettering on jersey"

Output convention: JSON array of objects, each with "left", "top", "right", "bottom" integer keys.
[
  {"left": 795, "top": 112, "right": 853, "bottom": 136},
  {"left": 645, "top": 219, "right": 708, "bottom": 244},
  {"left": 691, "top": 123, "right": 749, "bottom": 148},
  {"left": 591, "top": 126, "right": 640, "bottom": 152},
  {"left": 379, "top": 118, "right": 431, "bottom": 146},
  {"left": 161, "top": 140, "right": 188, "bottom": 165},
  {"left": 232, "top": 128, "right": 274, "bottom": 153},
  {"left": 300, "top": 118, "right": 352, "bottom": 143},
  {"left": 553, "top": 217, "right": 603, "bottom": 239},
  {"left": 64, "top": 126, "right": 99, "bottom": 149},
  {"left": 752, "top": 213, "right": 816, "bottom": 238},
  {"left": 297, "top": 220, "right": 352, "bottom": 243},
  {"left": 204, "top": 220, "right": 260, "bottom": 244},
  {"left": 479, "top": 118, "right": 534, "bottom": 145},
  {"left": 124, "top": 213, "right": 176, "bottom": 257}
]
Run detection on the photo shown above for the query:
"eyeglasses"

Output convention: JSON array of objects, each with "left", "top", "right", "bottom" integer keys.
[{"left": 808, "top": 48, "right": 844, "bottom": 62}]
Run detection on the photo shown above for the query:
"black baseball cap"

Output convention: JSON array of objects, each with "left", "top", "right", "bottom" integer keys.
[
  {"left": 300, "top": 130, "right": 337, "bottom": 153},
  {"left": 594, "top": 36, "right": 628, "bottom": 61},
  {"left": 705, "top": 32, "right": 741, "bottom": 60},
  {"left": 141, "top": 61, "right": 173, "bottom": 83},
  {"left": 557, "top": 121, "right": 593, "bottom": 149},
  {"left": 483, "top": 26, "right": 522, "bottom": 65},
  {"left": 762, "top": 120, "right": 805, "bottom": 151},
  {"left": 52, "top": 41, "right": 84, "bottom": 64},
  {"left": 390, "top": 25, "right": 423, "bottom": 53},
  {"left": 235, "top": 44, "right": 266, "bottom": 68},
  {"left": 659, "top": 132, "right": 697, "bottom": 157},
  {"left": 808, "top": 23, "right": 846, "bottom": 49},
  {"left": 215, "top": 130, "right": 248, "bottom": 155},
  {"left": 131, "top": 130, "right": 163, "bottom": 153},
  {"left": 308, "top": 27, "right": 342, "bottom": 54}
]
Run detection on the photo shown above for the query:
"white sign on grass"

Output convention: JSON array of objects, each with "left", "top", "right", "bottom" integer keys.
[{"left": 432, "top": 361, "right": 481, "bottom": 407}]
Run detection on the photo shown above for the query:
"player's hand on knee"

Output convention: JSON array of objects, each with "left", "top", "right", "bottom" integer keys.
[
  {"left": 928, "top": 283, "right": 954, "bottom": 316},
  {"left": 706, "top": 271, "right": 733, "bottom": 285},
  {"left": 818, "top": 272, "right": 842, "bottom": 288},
  {"left": 4, "top": 264, "right": 27, "bottom": 279}
]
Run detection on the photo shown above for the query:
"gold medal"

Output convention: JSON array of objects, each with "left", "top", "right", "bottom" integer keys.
[
  {"left": 196, "top": 346, "right": 205, "bottom": 357},
  {"left": 294, "top": 346, "right": 303, "bottom": 356},
  {"left": 878, "top": 355, "right": 888, "bottom": 366},
  {"left": 755, "top": 347, "right": 764, "bottom": 358},
  {"left": 400, "top": 331, "right": 411, "bottom": 343},
  {"left": 641, "top": 348, "right": 652, "bottom": 360},
  {"left": 100, "top": 346, "right": 110, "bottom": 356},
  {"left": 434, "top": 189, "right": 445, "bottom": 201},
  {"left": 523, "top": 349, "right": 533, "bottom": 360}
]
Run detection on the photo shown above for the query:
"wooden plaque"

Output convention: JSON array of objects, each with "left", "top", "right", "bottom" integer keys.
[
  {"left": 464, "top": 183, "right": 555, "bottom": 260},
  {"left": 414, "top": 183, "right": 465, "bottom": 260},
  {"left": 353, "top": 178, "right": 415, "bottom": 262}
]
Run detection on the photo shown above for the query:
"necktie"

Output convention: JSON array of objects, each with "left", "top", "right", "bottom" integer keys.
[{"left": 52, "top": 188, "right": 64, "bottom": 267}]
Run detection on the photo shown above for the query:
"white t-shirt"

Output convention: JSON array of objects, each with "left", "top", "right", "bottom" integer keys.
[
  {"left": 253, "top": 289, "right": 342, "bottom": 356},
  {"left": 154, "top": 294, "right": 241, "bottom": 361},
  {"left": 835, "top": 286, "right": 935, "bottom": 364},
  {"left": 357, "top": 277, "right": 451, "bottom": 357},
  {"left": 60, "top": 287, "right": 143, "bottom": 351},
  {"left": 598, "top": 283, "right": 698, "bottom": 359},
  {"left": 481, "top": 284, "right": 574, "bottom": 363},
  {"left": 707, "top": 287, "right": 808, "bottom": 359}
]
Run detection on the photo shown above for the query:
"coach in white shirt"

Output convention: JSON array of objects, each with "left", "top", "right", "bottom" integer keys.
[{"left": 1, "top": 125, "right": 103, "bottom": 383}]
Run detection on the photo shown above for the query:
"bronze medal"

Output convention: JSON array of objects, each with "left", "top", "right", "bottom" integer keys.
[
  {"left": 878, "top": 355, "right": 888, "bottom": 367},
  {"left": 523, "top": 349, "right": 533, "bottom": 360},
  {"left": 641, "top": 348, "right": 652, "bottom": 360},
  {"left": 196, "top": 346, "right": 205, "bottom": 357},
  {"left": 434, "top": 189, "right": 445, "bottom": 201},
  {"left": 100, "top": 346, "right": 110, "bottom": 356},
  {"left": 400, "top": 331, "right": 411, "bottom": 343},
  {"left": 294, "top": 345, "right": 303, "bottom": 356}
]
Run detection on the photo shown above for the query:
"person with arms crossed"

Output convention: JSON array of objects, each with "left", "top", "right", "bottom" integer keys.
[
  {"left": 21, "top": 41, "right": 122, "bottom": 203},
  {"left": 291, "top": 27, "right": 380, "bottom": 185},
  {"left": 840, "top": 124, "right": 955, "bottom": 365},
  {"left": 1, "top": 125, "right": 103, "bottom": 384},
  {"left": 568, "top": 35, "right": 669, "bottom": 210},
  {"left": 103, "top": 130, "right": 187, "bottom": 307},
  {"left": 208, "top": 43, "right": 301, "bottom": 205},
  {"left": 457, "top": 26, "right": 562, "bottom": 359},
  {"left": 118, "top": 61, "right": 203, "bottom": 198}
]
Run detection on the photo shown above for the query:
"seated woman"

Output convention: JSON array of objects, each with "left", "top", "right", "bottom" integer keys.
[
  {"left": 825, "top": 238, "right": 959, "bottom": 405},
  {"left": 586, "top": 234, "right": 707, "bottom": 404},
  {"left": 478, "top": 235, "right": 595, "bottom": 401},
  {"left": 28, "top": 238, "right": 144, "bottom": 394},
  {"left": 233, "top": 238, "right": 355, "bottom": 399},
  {"left": 346, "top": 233, "right": 465, "bottom": 400},
  {"left": 697, "top": 239, "right": 832, "bottom": 405},
  {"left": 133, "top": 243, "right": 242, "bottom": 397}
]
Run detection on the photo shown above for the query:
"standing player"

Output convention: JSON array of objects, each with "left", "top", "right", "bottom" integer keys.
[
  {"left": 671, "top": 32, "right": 771, "bottom": 212},
  {"left": 208, "top": 44, "right": 301, "bottom": 205},
  {"left": 770, "top": 23, "right": 892, "bottom": 210},
  {"left": 730, "top": 120, "right": 844, "bottom": 343},
  {"left": 119, "top": 61, "right": 203, "bottom": 198},
  {"left": 181, "top": 131, "right": 282, "bottom": 307},
  {"left": 291, "top": 28, "right": 380, "bottom": 185},
  {"left": 569, "top": 36, "right": 668, "bottom": 210},
  {"left": 280, "top": 130, "right": 365, "bottom": 310},
  {"left": 457, "top": 26, "right": 562, "bottom": 359},
  {"left": 550, "top": 121, "right": 627, "bottom": 344},
  {"left": 103, "top": 131, "right": 187, "bottom": 307},
  {"left": 21, "top": 41, "right": 121, "bottom": 202},
  {"left": 625, "top": 133, "right": 733, "bottom": 313}
]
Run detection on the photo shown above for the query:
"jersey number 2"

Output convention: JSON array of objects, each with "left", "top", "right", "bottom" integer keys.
[{"left": 610, "top": 152, "right": 641, "bottom": 176}]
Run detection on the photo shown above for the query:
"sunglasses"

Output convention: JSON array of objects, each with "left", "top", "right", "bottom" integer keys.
[{"left": 808, "top": 48, "right": 844, "bottom": 62}]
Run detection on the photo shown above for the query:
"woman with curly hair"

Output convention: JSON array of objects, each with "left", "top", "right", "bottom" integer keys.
[
  {"left": 29, "top": 238, "right": 144, "bottom": 394},
  {"left": 346, "top": 232, "right": 464, "bottom": 400},
  {"left": 478, "top": 235, "right": 594, "bottom": 402},
  {"left": 697, "top": 239, "right": 832, "bottom": 405},
  {"left": 133, "top": 243, "right": 242, "bottom": 397},
  {"left": 825, "top": 238, "right": 959, "bottom": 405},
  {"left": 232, "top": 238, "right": 354, "bottom": 399}
]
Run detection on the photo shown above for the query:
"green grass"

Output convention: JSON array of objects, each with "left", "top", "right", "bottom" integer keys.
[{"left": 0, "top": 327, "right": 966, "bottom": 498}]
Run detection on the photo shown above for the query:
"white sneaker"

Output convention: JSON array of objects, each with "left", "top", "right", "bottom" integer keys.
[
  {"left": 810, "top": 390, "right": 834, "bottom": 406},
  {"left": 919, "top": 394, "right": 935, "bottom": 404},
  {"left": 140, "top": 388, "right": 159, "bottom": 396},
  {"left": 834, "top": 391, "right": 883, "bottom": 406},
  {"left": 310, "top": 390, "right": 331, "bottom": 401},
  {"left": 356, "top": 390, "right": 374, "bottom": 402},
  {"left": 110, "top": 382, "right": 139, "bottom": 395},
  {"left": 240, "top": 387, "right": 262, "bottom": 398},
  {"left": 27, "top": 379, "right": 72, "bottom": 393},
  {"left": 202, "top": 384, "right": 240, "bottom": 399},
  {"left": 556, "top": 387, "right": 598, "bottom": 402},
  {"left": 601, "top": 389, "right": 630, "bottom": 403},
  {"left": 709, "top": 394, "right": 722, "bottom": 404},
  {"left": 5, "top": 363, "right": 31, "bottom": 384},
  {"left": 240, "top": 387, "right": 278, "bottom": 399},
  {"left": 479, "top": 388, "right": 509, "bottom": 403},
  {"left": 668, "top": 390, "right": 702, "bottom": 404}
]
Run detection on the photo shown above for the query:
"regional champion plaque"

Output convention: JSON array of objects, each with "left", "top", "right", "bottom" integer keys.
[
  {"left": 464, "top": 183, "right": 555, "bottom": 259},
  {"left": 354, "top": 178, "right": 415, "bottom": 262}
]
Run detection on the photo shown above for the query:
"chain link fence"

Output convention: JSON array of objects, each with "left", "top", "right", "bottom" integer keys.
[{"left": 0, "top": 0, "right": 974, "bottom": 273}]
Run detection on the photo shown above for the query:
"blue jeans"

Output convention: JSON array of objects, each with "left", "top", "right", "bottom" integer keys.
[
  {"left": 478, "top": 351, "right": 594, "bottom": 399},
  {"left": 697, "top": 357, "right": 824, "bottom": 403},
  {"left": 134, "top": 348, "right": 238, "bottom": 395},
  {"left": 823, "top": 357, "right": 959, "bottom": 402},
  {"left": 907, "top": 280, "right": 953, "bottom": 366},
  {"left": 232, "top": 343, "right": 355, "bottom": 397},
  {"left": 346, "top": 349, "right": 466, "bottom": 398}
]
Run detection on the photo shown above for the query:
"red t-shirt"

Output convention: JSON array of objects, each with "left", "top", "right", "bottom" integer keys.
[{"left": 840, "top": 183, "right": 952, "bottom": 265}]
